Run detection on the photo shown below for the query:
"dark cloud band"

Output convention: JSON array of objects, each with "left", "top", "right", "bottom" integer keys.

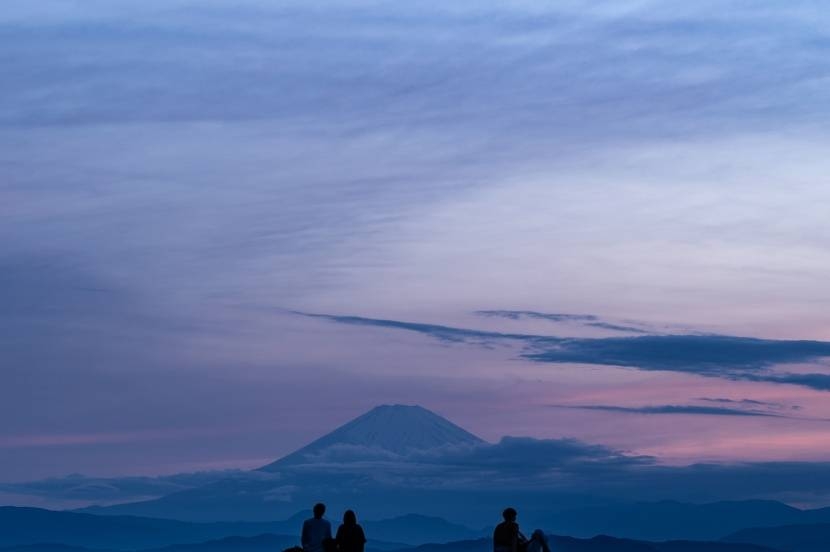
[{"left": 298, "top": 311, "right": 830, "bottom": 391}]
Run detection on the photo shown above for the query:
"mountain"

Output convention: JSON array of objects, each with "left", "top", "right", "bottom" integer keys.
[
  {"left": 260, "top": 404, "right": 485, "bottom": 469},
  {"left": 0, "top": 546, "right": 100, "bottom": 552},
  {"left": 362, "top": 514, "right": 482, "bottom": 545},
  {"left": 0, "top": 535, "right": 782, "bottom": 552},
  {"left": 68, "top": 405, "right": 830, "bottom": 537},
  {"left": 0, "top": 535, "right": 297, "bottom": 552},
  {"left": 0, "top": 506, "right": 298, "bottom": 549},
  {"left": 0, "top": 507, "right": 419, "bottom": 551},
  {"left": 151, "top": 534, "right": 299, "bottom": 552},
  {"left": 389, "top": 535, "right": 782, "bottom": 552},
  {"left": 538, "top": 500, "right": 819, "bottom": 541},
  {"left": 723, "top": 522, "right": 830, "bottom": 552},
  {"left": 80, "top": 405, "right": 500, "bottom": 523}
]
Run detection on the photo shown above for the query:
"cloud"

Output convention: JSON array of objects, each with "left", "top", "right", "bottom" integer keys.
[
  {"left": 0, "top": 471, "right": 240, "bottom": 505},
  {"left": 4, "top": 0, "right": 830, "bottom": 132},
  {"left": 410, "top": 437, "right": 830, "bottom": 503},
  {"left": 224, "top": 434, "right": 830, "bottom": 504},
  {"left": 476, "top": 310, "right": 601, "bottom": 322},
  {"left": 523, "top": 334, "right": 830, "bottom": 374},
  {"left": 698, "top": 397, "right": 802, "bottom": 411},
  {"left": 549, "top": 404, "right": 786, "bottom": 417},
  {"left": 298, "top": 312, "right": 830, "bottom": 391},
  {"left": 435, "top": 436, "right": 653, "bottom": 474},
  {"left": 13, "top": 431, "right": 830, "bottom": 512},
  {"left": 292, "top": 311, "right": 541, "bottom": 344},
  {"left": 475, "top": 310, "right": 650, "bottom": 334},
  {"left": 263, "top": 431, "right": 650, "bottom": 476},
  {"left": 745, "top": 372, "right": 830, "bottom": 391}
]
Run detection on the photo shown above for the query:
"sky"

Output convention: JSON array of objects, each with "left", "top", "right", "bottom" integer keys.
[{"left": 3, "top": 0, "right": 830, "bottom": 502}]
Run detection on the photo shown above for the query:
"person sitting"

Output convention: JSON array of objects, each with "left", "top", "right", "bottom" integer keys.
[
  {"left": 336, "top": 509, "right": 367, "bottom": 552},
  {"left": 302, "top": 503, "right": 333, "bottom": 552},
  {"left": 525, "top": 529, "right": 550, "bottom": 552},
  {"left": 493, "top": 507, "right": 527, "bottom": 552}
]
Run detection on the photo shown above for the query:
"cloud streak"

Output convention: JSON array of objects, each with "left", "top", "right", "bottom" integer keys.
[
  {"left": 299, "top": 312, "right": 830, "bottom": 391},
  {"left": 550, "top": 404, "right": 787, "bottom": 418},
  {"left": 476, "top": 310, "right": 651, "bottom": 334}
]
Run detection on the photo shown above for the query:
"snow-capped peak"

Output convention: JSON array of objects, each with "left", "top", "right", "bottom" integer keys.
[{"left": 260, "top": 404, "right": 484, "bottom": 470}]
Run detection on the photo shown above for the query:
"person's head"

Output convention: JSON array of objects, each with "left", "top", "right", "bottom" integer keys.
[
  {"left": 531, "top": 530, "right": 545, "bottom": 541},
  {"left": 343, "top": 510, "right": 357, "bottom": 526},
  {"left": 313, "top": 503, "right": 326, "bottom": 519},
  {"left": 502, "top": 508, "right": 517, "bottom": 522}
]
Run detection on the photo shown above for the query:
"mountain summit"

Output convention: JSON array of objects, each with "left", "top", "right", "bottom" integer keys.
[{"left": 260, "top": 404, "right": 484, "bottom": 470}]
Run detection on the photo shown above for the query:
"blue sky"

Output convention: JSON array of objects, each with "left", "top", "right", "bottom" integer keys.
[{"left": 3, "top": 0, "right": 830, "bottom": 492}]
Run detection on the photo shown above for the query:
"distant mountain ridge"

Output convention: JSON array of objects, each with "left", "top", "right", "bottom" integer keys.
[
  {"left": 0, "top": 507, "right": 295, "bottom": 549},
  {"left": 260, "top": 405, "right": 484, "bottom": 469},
  {"left": 0, "top": 533, "right": 785, "bottom": 552},
  {"left": 723, "top": 521, "right": 830, "bottom": 552},
  {"left": 395, "top": 535, "right": 782, "bottom": 552},
  {"left": 73, "top": 405, "right": 830, "bottom": 537},
  {"left": 0, "top": 507, "right": 476, "bottom": 549},
  {"left": 362, "top": 514, "right": 482, "bottom": 545},
  {"left": 540, "top": 500, "right": 822, "bottom": 541}
]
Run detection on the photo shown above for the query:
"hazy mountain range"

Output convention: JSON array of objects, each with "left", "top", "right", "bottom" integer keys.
[
  {"left": 5, "top": 405, "right": 830, "bottom": 551},
  {"left": 69, "top": 406, "right": 830, "bottom": 537},
  {"left": 0, "top": 533, "right": 787, "bottom": 552}
]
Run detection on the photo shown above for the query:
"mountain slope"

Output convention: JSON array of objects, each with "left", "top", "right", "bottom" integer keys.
[
  {"left": 261, "top": 405, "right": 484, "bottom": 469},
  {"left": 66, "top": 405, "right": 830, "bottom": 536},
  {"left": 723, "top": 522, "right": 830, "bottom": 552},
  {"left": 389, "top": 535, "right": 782, "bottom": 552},
  {"left": 362, "top": 514, "right": 482, "bottom": 545},
  {"left": 0, "top": 507, "right": 296, "bottom": 549},
  {"left": 0, "top": 534, "right": 782, "bottom": 552},
  {"left": 539, "top": 500, "right": 813, "bottom": 540}
]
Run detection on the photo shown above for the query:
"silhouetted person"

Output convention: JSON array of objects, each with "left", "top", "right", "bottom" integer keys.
[
  {"left": 526, "top": 530, "right": 550, "bottom": 552},
  {"left": 336, "top": 510, "right": 367, "bottom": 552},
  {"left": 493, "top": 508, "right": 527, "bottom": 552},
  {"left": 302, "top": 503, "right": 333, "bottom": 552}
]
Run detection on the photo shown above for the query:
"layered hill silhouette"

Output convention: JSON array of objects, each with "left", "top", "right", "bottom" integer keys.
[
  {"left": 0, "top": 507, "right": 475, "bottom": 549},
  {"left": 723, "top": 522, "right": 830, "bottom": 552},
  {"left": 0, "top": 507, "right": 298, "bottom": 549},
  {"left": 0, "top": 533, "right": 786, "bottom": 552},
  {"left": 538, "top": 500, "right": 830, "bottom": 541},
  {"left": 361, "top": 514, "right": 482, "bottom": 545},
  {"left": 18, "top": 503, "right": 830, "bottom": 552},
  {"left": 396, "top": 536, "right": 782, "bottom": 552}
]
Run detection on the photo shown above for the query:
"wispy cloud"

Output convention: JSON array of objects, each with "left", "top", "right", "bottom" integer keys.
[
  {"left": 475, "top": 310, "right": 651, "bottom": 334},
  {"left": 698, "top": 397, "right": 802, "bottom": 411},
  {"left": 299, "top": 312, "right": 830, "bottom": 391},
  {"left": 0, "top": 471, "right": 242, "bottom": 505},
  {"left": 549, "top": 404, "right": 786, "bottom": 418},
  {"left": 292, "top": 311, "right": 543, "bottom": 343}
]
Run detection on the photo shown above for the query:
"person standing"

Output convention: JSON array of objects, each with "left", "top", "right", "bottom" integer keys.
[
  {"left": 493, "top": 508, "right": 526, "bottom": 552},
  {"left": 302, "top": 503, "right": 333, "bottom": 552},
  {"left": 336, "top": 510, "right": 367, "bottom": 552}
]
